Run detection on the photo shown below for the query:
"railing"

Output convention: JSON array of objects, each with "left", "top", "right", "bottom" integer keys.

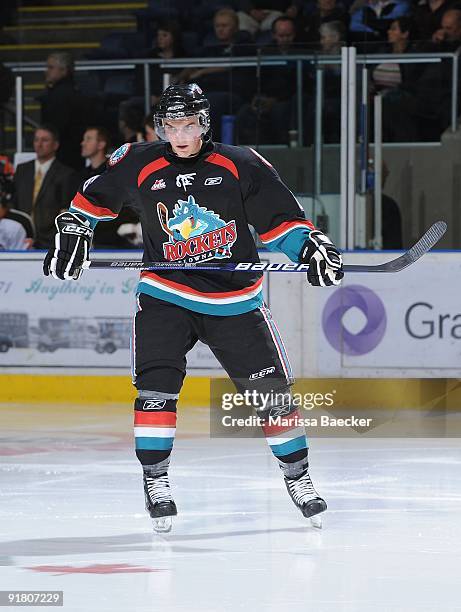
[
  {"left": 5, "top": 50, "right": 461, "bottom": 249},
  {"left": 6, "top": 49, "right": 461, "bottom": 150}
]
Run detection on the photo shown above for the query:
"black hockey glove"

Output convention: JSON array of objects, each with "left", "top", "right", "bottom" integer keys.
[
  {"left": 300, "top": 230, "right": 344, "bottom": 287},
  {"left": 43, "top": 211, "right": 93, "bottom": 281}
]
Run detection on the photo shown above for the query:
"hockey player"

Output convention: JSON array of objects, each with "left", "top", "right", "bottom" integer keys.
[{"left": 43, "top": 84, "right": 343, "bottom": 532}]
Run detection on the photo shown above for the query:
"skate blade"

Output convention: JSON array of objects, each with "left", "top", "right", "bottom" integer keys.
[
  {"left": 309, "top": 515, "right": 322, "bottom": 529},
  {"left": 152, "top": 516, "right": 173, "bottom": 533}
]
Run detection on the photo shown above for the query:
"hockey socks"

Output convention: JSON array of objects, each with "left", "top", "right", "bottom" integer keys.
[
  {"left": 134, "top": 390, "right": 178, "bottom": 467},
  {"left": 261, "top": 406, "right": 308, "bottom": 474}
]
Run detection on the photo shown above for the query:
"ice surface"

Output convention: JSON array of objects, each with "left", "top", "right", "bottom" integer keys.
[{"left": 1, "top": 403, "right": 461, "bottom": 612}]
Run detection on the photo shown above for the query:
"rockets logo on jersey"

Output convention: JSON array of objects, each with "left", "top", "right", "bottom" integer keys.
[{"left": 157, "top": 195, "right": 237, "bottom": 262}]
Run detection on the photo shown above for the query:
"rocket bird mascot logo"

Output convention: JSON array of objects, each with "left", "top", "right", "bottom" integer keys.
[{"left": 157, "top": 196, "right": 237, "bottom": 262}]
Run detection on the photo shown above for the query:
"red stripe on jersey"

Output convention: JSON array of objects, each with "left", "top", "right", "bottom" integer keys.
[
  {"left": 72, "top": 192, "right": 118, "bottom": 219},
  {"left": 262, "top": 411, "right": 302, "bottom": 437},
  {"left": 205, "top": 153, "right": 239, "bottom": 180},
  {"left": 134, "top": 411, "right": 177, "bottom": 427},
  {"left": 141, "top": 271, "right": 263, "bottom": 298},
  {"left": 259, "top": 220, "right": 315, "bottom": 243},
  {"left": 137, "top": 157, "right": 170, "bottom": 187}
]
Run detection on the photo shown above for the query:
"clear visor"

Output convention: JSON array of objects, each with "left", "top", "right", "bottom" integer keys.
[{"left": 155, "top": 116, "right": 206, "bottom": 142}]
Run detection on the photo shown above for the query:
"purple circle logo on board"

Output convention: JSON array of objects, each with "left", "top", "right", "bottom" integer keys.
[{"left": 322, "top": 285, "right": 387, "bottom": 356}]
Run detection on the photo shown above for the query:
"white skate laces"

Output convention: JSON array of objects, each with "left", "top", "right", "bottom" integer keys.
[
  {"left": 144, "top": 473, "right": 173, "bottom": 505},
  {"left": 285, "top": 471, "right": 318, "bottom": 505},
  {"left": 143, "top": 472, "right": 177, "bottom": 533},
  {"left": 284, "top": 469, "right": 327, "bottom": 528}
]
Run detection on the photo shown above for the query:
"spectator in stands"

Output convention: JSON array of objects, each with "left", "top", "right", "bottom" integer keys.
[
  {"left": 237, "top": 1, "right": 286, "bottom": 36},
  {"left": 12, "top": 125, "right": 74, "bottom": 249},
  {"left": 137, "top": 115, "right": 159, "bottom": 142},
  {"left": 236, "top": 16, "right": 299, "bottom": 144},
  {"left": 414, "top": 0, "right": 454, "bottom": 41},
  {"left": 38, "top": 52, "right": 87, "bottom": 170},
  {"left": 177, "top": 9, "right": 247, "bottom": 86},
  {"left": 297, "top": 20, "right": 346, "bottom": 144},
  {"left": 372, "top": 18, "right": 423, "bottom": 94},
  {"left": 0, "top": 199, "right": 27, "bottom": 251},
  {"left": 80, "top": 126, "right": 110, "bottom": 178},
  {"left": 300, "top": 0, "right": 349, "bottom": 43},
  {"left": 118, "top": 104, "right": 145, "bottom": 144},
  {"left": 319, "top": 18, "right": 346, "bottom": 52},
  {"left": 75, "top": 127, "right": 140, "bottom": 250},
  {"left": 136, "top": 20, "right": 185, "bottom": 105},
  {"left": 349, "top": 0, "right": 411, "bottom": 41},
  {"left": 432, "top": 7, "right": 461, "bottom": 45},
  {"left": 0, "top": 156, "right": 21, "bottom": 249},
  {"left": 176, "top": 8, "right": 253, "bottom": 139},
  {"left": 381, "top": 17, "right": 454, "bottom": 142},
  {"left": 71, "top": 126, "right": 110, "bottom": 193},
  {"left": 1, "top": 155, "right": 35, "bottom": 247}
]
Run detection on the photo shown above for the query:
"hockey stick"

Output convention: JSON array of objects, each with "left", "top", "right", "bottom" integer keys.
[{"left": 81, "top": 221, "right": 446, "bottom": 273}]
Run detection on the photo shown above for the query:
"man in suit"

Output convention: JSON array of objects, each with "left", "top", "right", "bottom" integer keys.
[{"left": 12, "top": 125, "right": 75, "bottom": 249}]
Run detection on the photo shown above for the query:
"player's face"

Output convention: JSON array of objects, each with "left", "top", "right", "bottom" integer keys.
[{"left": 164, "top": 117, "right": 203, "bottom": 157}]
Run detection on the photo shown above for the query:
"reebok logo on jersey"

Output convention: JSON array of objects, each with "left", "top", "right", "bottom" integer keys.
[
  {"left": 151, "top": 179, "right": 166, "bottom": 191},
  {"left": 176, "top": 173, "right": 196, "bottom": 190},
  {"left": 204, "top": 177, "right": 222, "bottom": 186},
  {"left": 249, "top": 366, "right": 276, "bottom": 380},
  {"left": 142, "top": 399, "right": 166, "bottom": 410}
]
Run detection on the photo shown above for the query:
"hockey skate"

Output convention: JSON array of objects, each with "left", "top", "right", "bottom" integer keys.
[
  {"left": 143, "top": 472, "right": 177, "bottom": 533},
  {"left": 284, "top": 469, "right": 327, "bottom": 529}
]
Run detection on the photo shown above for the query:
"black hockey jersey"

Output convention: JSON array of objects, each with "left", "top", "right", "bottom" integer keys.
[{"left": 70, "top": 140, "right": 315, "bottom": 316}]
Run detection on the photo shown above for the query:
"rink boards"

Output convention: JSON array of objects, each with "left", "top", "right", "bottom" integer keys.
[{"left": 0, "top": 251, "right": 460, "bottom": 407}]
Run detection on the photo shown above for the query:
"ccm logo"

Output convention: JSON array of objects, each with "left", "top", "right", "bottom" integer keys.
[
  {"left": 249, "top": 366, "right": 276, "bottom": 380},
  {"left": 62, "top": 225, "right": 93, "bottom": 237}
]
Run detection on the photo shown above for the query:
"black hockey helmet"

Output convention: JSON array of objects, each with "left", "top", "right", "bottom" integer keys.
[{"left": 153, "top": 83, "right": 211, "bottom": 139}]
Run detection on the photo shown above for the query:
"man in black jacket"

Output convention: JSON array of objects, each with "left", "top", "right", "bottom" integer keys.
[
  {"left": 13, "top": 125, "right": 74, "bottom": 248},
  {"left": 38, "top": 52, "right": 87, "bottom": 169}
]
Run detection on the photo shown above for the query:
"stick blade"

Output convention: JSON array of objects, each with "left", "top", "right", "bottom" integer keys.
[
  {"left": 407, "top": 220, "right": 447, "bottom": 263},
  {"left": 343, "top": 221, "right": 447, "bottom": 273}
]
